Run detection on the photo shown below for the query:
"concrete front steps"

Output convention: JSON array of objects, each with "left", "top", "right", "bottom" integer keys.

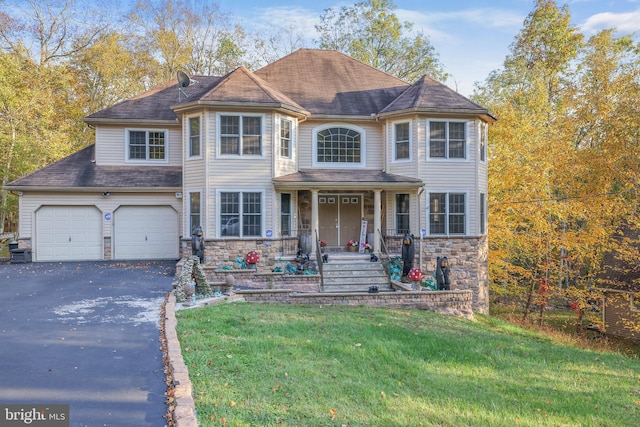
[{"left": 320, "top": 253, "right": 392, "bottom": 292}]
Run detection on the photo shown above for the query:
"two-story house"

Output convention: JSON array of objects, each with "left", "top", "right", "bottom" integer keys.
[{"left": 5, "top": 49, "right": 495, "bottom": 312}]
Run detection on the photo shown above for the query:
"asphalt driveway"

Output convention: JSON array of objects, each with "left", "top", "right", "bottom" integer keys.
[{"left": 0, "top": 260, "right": 176, "bottom": 427}]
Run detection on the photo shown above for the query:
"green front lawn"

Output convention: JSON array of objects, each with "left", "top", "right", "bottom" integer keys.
[{"left": 176, "top": 304, "right": 640, "bottom": 426}]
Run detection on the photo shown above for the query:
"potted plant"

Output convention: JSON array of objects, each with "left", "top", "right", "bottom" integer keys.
[
  {"left": 363, "top": 243, "right": 372, "bottom": 253},
  {"left": 319, "top": 241, "right": 327, "bottom": 252},
  {"left": 347, "top": 239, "right": 358, "bottom": 252}
]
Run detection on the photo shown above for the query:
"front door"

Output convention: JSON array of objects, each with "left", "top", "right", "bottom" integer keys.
[{"left": 318, "top": 194, "right": 362, "bottom": 247}]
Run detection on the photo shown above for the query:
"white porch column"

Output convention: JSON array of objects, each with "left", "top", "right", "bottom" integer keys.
[
  {"left": 311, "top": 189, "right": 319, "bottom": 253},
  {"left": 374, "top": 189, "right": 382, "bottom": 253}
]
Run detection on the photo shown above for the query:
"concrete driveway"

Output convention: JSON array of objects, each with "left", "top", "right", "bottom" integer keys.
[{"left": 0, "top": 260, "right": 176, "bottom": 427}]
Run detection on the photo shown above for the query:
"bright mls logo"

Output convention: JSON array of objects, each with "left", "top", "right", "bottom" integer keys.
[{"left": 1, "top": 405, "right": 69, "bottom": 426}]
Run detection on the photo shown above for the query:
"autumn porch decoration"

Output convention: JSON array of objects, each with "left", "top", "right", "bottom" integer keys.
[
  {"left": 346, "top": 239, "right": 358, "bottom": 252},
  {"left": 246, "top": 250, "right": 260, "bottom": 269}
]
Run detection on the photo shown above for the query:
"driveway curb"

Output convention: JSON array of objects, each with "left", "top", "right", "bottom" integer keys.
[{"left": 164, "top": 291, "right": 198, "bottom": 427}]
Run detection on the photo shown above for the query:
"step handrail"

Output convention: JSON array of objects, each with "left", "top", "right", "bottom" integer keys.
[
  {"left": 377, "top": 229, "right": 393, "bottom": 279},
  {"left": 314, "top": 230, "right": 324, "bottom": 287}
]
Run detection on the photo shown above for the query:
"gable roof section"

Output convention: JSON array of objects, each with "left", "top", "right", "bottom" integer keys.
[
  {"left": 5, "top": 145, "right": 181, "bottom": 190},
  {"left": 255, "top": 49, "right": 409, "bottom": 117},
  {"left": 84, "top": 76, "right": 222, "bottom": 124},
  {"left": 379, "top": 75, "right": 497, "bottom": 121},
  {"left": 186, "top": 66, "right": 308, "bottom": 115}
]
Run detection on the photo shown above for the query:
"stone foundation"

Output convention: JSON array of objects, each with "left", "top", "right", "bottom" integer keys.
[{"left": 179, "top": 234, "right": 489, "bottom": 314}]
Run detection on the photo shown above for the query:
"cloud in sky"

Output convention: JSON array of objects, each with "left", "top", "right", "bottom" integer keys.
[{"left": 581, "top": 8, "right": 640, "bottom": 34}]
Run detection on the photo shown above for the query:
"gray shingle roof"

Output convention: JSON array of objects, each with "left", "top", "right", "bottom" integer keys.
[
  {"left": 273, "top": 169, "right": 423, "bottom": 189},
  {"left": 380, "top": 75, "right": 496, "bottom": 119},
  {"left": 256, "top": 49, "right": 409, "bottom": 117},
  {"left": 6, "top": 145, "right": 181, "bottom": 190},
  {"left": 85, "top": 76, "right": 222, "bottom": 123}
]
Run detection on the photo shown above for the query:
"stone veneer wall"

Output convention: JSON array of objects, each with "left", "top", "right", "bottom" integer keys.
[
  {"left": 236, "top": 289, "right": 474, "bottom": 319},
  {"left": 179, "top": 234, "right": 489, "bottom": 314},
  {"left": 418, "top": 236, "right": 489, "bottom": 314},
  {"left": 180, "top": 238, "right": 295, "bottom": 272}
]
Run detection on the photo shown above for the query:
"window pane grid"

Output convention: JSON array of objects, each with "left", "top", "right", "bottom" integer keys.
[
  {"left": 128, "top": 130, "right": 167, "bottom": 160},
  {"left": 280, "top": 119, "right": 291, "bottom": 158},
  {"left": 449, "top": 193, "right": 465, "bottom": 234},
  {"left": 396, "top": 194, "right": 410, "bottom": 234},
  {"left": 281, "top": 194, "right": 291, "bottom": 236},
  {"left": 243, "top": 192, "right": 261, "bottom": 236},
  {"left": 129, "top": 130, "right": 146, "bottom": 159},
  {"left": 395, "top": 123, "right": 410, "bottom": 160},
  {"left": 190, "top": 192, "right": 200, "bottom": 233},
  {"left": 189, "top": 117, "right": 200, "bottom": 157},
  {"left": 429, "top": 121, "right": 466, "bottom": 159},
  {"left": 317, "top": 127, "right": 361, "bottom": 163}
]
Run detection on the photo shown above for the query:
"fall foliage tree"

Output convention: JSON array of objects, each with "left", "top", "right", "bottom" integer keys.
[
  {"left": 474, "top": 0, "right": 640, "bottom": 325},
  {"left": 315, "top": 0, "right": 447, "bottom": 83}
]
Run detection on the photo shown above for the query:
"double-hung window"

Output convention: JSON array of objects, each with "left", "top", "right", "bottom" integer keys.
[
  {"left": 127, "top": 129, "right": 168, "bottom": 161},
  {"left": 394, "top": 122, "right": 411, "bottom": 161},
  {"left": 280, "top": 119, "right": 292, "bottom": 158},
  {"left": 281, "top": 193, "right": 292, "bottom": 236},
  {"left": 188, "top": 116, "right": 201, "bottom": 157},
  {"left": 220, "top": 114, "right": 262, "bottom": 156},
  {"left": 429, "top": 192, "right": 466, "bottom": 235},
  {"left": 220, "top": 191, "right": 262, "bottom": 237},
  {"left": 429, "top": 121, "right": 466, "bottom": 159},
  {"left": 396, "top": 194, "right": 410, "bottom": 235},
  {"left": 189, "top": 191, "right": 201, "bottom": 234}
]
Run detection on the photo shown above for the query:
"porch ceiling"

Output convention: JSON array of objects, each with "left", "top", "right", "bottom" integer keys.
[{"left": 273, "top": 169, "right": 423, "bottom": 190}]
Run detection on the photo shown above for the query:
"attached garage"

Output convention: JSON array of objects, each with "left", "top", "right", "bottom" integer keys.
[
  {"left": 36, "top": 206, "right": 103, "bottom": 261},
  {"left": 113, "top": 206, "right": 179, "bottom": 260}
]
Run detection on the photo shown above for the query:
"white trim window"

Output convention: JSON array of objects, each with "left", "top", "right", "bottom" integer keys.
[
  {"left": 280, "top": 193, "right": 292, "bottom": 236},
  {"left": 218, "top": 114, "right": 263, "bottom": 156},
  {"left": 313, "top": 124, "right": 366, "bottom": 167},
  {"left": 219, "top": 191, "right": 263, "bottom": 237},
  {"left": 480, "top": 122, "right": 487, "bottom": 162},
  {"left": 396, "top": 193, "right": 410, "bottom": 235},
  {"left": 189, "top": 191, "right": 201, "bottom": 234},
  {"left": 126, "top": 129, "right": 168, "bottom": 162},
  {"left": 393, "top": 121, "right": 411, "bottom": 161},
  {"left": 280, "top": 118, "right": 292, "bottom": 159},
  {"left": 428, "top": 121, "right": 467, "bottom": 160},
  {"left": 188, "top": 116, "right": 201, "bottom": 158},
  {"left": 429, "top": 192, "right": 466, "bottom": 235}
]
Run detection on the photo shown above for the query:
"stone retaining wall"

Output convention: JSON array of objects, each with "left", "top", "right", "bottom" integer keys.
[{"left": 235, "top": 289, "right": 474, "bottom": 319}]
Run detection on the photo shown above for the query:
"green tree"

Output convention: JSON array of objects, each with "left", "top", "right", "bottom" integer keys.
[{"left": 315, "top": 0, "right": 447, "bottom": 83}]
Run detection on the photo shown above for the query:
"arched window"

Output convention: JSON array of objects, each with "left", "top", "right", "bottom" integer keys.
[{"left": 316, "top": 126, "right": 362, "bottom": 164}]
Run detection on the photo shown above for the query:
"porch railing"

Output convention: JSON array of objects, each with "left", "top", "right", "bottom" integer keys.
[
  {"left": 381, "top": 229, "right": 408, "bottom": 254},
  {"left": 377, "top": 228, "right": 393, "bottom": 280},
  {"left": 280, "top": 228, "right": 311, "bottom": 256}
]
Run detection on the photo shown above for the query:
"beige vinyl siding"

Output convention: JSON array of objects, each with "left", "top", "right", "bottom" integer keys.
[
  {"left": 94, "top": 125, "right": 182, "bottom": 166},
  {"left": 297, "top": 120, "right": 384, "bottom": 169},
  {"left": 420, "top": 118, "right": 487, "bottom": 236},
  {"left": 383, "top": 191, "right": 421, "bottom": 236},
  {"left": 205, "top": 111, "right": 274, "bottom": 237},
  {"left": 18, "top": 192, "right": 182, "bottom": 242},
  {"left": 386, "top": 117, "right": 419, "bottom": 178},
  {"left": 274, "top": 114, "right": 298, "bottom": 177}
]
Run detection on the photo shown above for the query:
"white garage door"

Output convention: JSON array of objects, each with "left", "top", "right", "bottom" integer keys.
[
  {"left": 36, "top": 206, "right": 103, "bottom": 261},
  {"left": 113, "top": 206, "right": 179, "bottom": 260}
]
